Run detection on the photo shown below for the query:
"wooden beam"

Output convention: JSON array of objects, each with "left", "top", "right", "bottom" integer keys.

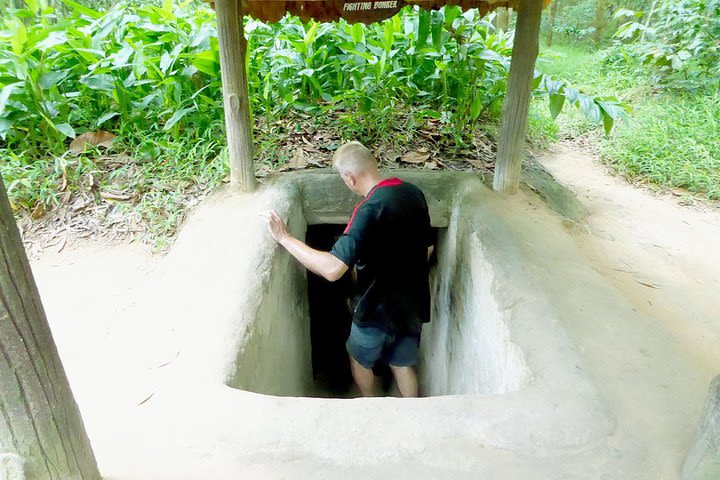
[
  {"left": 215, "top": 0, "right": 255, "bottom": 191},
  {"left": 493, "top": 0, "right": 543, "bottom": 194}
]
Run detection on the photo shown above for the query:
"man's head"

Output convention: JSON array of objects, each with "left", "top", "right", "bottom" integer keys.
[{"left": 333, "top": 141, "right": 380, "bottom": 196}]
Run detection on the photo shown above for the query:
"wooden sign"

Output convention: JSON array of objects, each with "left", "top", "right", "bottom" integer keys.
[{"left": 209, "top": 0, "right": 527, "bottom": 24}]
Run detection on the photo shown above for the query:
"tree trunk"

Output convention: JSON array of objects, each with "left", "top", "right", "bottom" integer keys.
[
  {"left": 215, "top": 0, "right": 256, "bottom": 191},
  {"left": 683, "top": 375, "right": 720, "bottom": 480},
  {"left": 494, "top": 7, "right": 510, "bottom": 32},
  {"left": 547, "top": 0, "right": 559, "bottom": 46},
  {"left": 592, "top": 0, "right": 607, "bottom": 43},
  {"left": 493, "top": 0, "right": 543, "bottom": 195},
  {"left": 0, "top": 178, "right": 100, "bottom": 480}
]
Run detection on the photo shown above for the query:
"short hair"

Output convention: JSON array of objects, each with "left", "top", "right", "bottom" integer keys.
[{"left": 333, "top": 141, "right": 377, "bottom": 175}]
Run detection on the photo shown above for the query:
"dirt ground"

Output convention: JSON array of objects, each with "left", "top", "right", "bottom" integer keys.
[{"left": 27, "top": 146, "right": 720, "bottom": 478}]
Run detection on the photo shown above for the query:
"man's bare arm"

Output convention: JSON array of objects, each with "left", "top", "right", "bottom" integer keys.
[{"left": 264, "top": 210, "right": 349, "bottom": 282}]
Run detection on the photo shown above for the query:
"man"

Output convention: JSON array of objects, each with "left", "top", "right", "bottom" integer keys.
[{"left": 264, "top": 141, "right": 432, "bottom": 398}]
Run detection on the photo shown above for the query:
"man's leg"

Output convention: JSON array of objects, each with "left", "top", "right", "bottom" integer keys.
[
  {"left": 349, "top": 355, "right": 376, "bottom": 397},
  {"left": 346, "top": 324, "right": 386, "bottom": 397},
  {"left": 387, "top": 332, "right": 421, "bottom": 398},
  {"left": 389, "top": 366, "right": 418, "bottom": 398}
]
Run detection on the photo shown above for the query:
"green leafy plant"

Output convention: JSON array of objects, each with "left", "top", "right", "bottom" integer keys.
[{"left": 611, "top": 0, "right": 720, "bottom": 89}]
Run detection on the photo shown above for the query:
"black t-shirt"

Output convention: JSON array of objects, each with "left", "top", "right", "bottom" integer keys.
[{"left": 330, "top": 178, "right": 432, "bottom": 334}]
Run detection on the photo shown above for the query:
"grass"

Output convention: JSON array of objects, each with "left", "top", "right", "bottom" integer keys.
[
  {"left": 533, "top": 41, "right": 720, "bottom": 201},
  {"left": 603, "top": 94, "right": 720, "bottom": 199}
]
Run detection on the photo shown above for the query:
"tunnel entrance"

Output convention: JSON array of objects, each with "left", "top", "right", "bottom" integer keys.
[
  {"left": 305, "top": 224, "right": 400, "bottom": 397},
  {"left": 229, "top": 213, "right": 531, "bottom": 398},
  {"left": 305, "top": 224, "right": 355, "bottom": 396}
]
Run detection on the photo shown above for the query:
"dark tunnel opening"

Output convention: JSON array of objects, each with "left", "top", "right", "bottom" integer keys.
[{"left": 305, "top": 224, "right": 439, "bottom": 398}]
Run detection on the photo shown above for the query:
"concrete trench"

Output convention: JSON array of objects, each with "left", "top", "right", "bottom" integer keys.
[
  {"left": 228, "top": 175, "right": 534, "bottom": 398},
  {"left": 118, "top": 169, "right": 640, "bottom": 477}
]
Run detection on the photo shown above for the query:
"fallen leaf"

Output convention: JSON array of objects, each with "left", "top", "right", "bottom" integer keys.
[
  {"left": 400, "top": 150, "right": 430, "bottom": 164},
  {"left": 69, "top": 131, "right": 116, "bottom": 154},
  {"left": 31, "top": 203, "right": 45, "bottom": 219},
  {"left": 287, "top": 149, "right": 309, "bottom": 170},
  {"left": 383, "top": 150, "right": 401, "bottom": 163},
  {"left": 424, "top": 161, "right": 438, "bottom": 170},
  {"left": 100, "top": 191, "right": 133, "bottom": 201},
  {"left": 466, "top": 159, "right": 483, "bottom": 168},
  {"left": 84, "top": 173, "right": 98, "bottom": 190}
]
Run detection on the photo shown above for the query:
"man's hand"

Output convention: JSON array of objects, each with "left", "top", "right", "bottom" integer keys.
[
  {"left": 263, "top": 210, "right": 290, "bottom": 243},
  {"left": 261, "top": 209, "right": 349, "bottom": 282}
]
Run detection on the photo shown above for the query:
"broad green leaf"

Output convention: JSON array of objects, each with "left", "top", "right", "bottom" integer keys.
[
  {"left": 81, "top": 74, "right": 114, "bottom": 91},
  {"left": 61, "top": 0, "right": 102, "bottom": 19},
  {"left": 189, "top": 51, "right": 219, "bottom": 76},
  {"left": 431, "top": 11, "right": 443, "bottom": 52},
  {"left": 416, "top": 10, "right": 431, "bottom": 49},
  {"left": 549, "top": 93, "right": 565, "bottom": 119},
  {"left": 578, "top": 94, "right": 602, "bottom": 123},
  {"left": 477, "top": 49, "right": 505, "bottom": 63},
  {"left": 602, "top": 113, "right": 614, "bottom": 135},
  {"left": 160, "top": 51, "right": 173, "bottom": 74},
  {"left": 163, "top": 107, "right": 193, "bottom": 131},
  {"left": 39, "top": 70, "right": 70, "bottom": 90},
  {"left": 383, "top": 21, "right": 394, "bottom": 52},
  {"left": 55, "top": 123, "right": 76, "bottom": 138},
  {"left": 113, "top": 44, "right": 135, "bottom": 67},
  {"left": 36, "top": 31, "right": 69, "bottom": 51},
  {"left": 304, "top": 21, "right": 320, "bottom": 47},
  {"left": 351, "top": 23, "right": 364, "bottom": 44},
  {"left": 470, "top": 95, "right": 482, "bottom": 120},
  {"left": 96, "top": 111, "right": 119, "bottom": 126},
  {"left": 564, "top": 86, "right": 579, "bottom": 104},
  {"left": 0, "top": 83, "right": 22, "bottom": 116},
  {"left": 9, "top": 19, "right": 28, "bottom": 55}
]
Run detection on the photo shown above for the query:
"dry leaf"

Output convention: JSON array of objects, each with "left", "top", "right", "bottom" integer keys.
[
  {"left": 287, "top": 149, "right": 309, "bottom": 170},
  {"left": 424, "top": 161, "right": 438, "bottom": 170},
  {"left": 100, "top": 191, "right": 133, "bottom": 201},
  {"left": 69, "top": 131, "right": 116, "bottom": 153},
  {"left": 400, "top": 150, "right": 431, "bottom": 164},
  {"left": 31, "top": 203, "right": 45, "bottom": 219},
  {"left": 84, "top": 173, "right": 98, "bottom": 190},
  {"left": 466, "top": 158, "right": 493, "bottom": 169}
]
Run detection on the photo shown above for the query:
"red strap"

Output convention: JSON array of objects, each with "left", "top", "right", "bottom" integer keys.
[{"left": 343, "top": 178, "right": 402, "bottom": 234}]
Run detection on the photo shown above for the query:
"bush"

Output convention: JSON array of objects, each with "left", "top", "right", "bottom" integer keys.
[{"left": 611, "top": 0, "right": 720, "bottom": 90}]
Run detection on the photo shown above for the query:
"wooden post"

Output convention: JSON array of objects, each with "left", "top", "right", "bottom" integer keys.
[
  {"left": 215, "top": 0, "right": 255, "bottom": 191},
  {"left": 0, "top": 178, "right": 100, "bottom": 480},
  {"left": 493, "top": 0, "right": 543, "bottom": 194}
]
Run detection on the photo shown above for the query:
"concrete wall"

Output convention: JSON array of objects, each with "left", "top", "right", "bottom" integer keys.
[
  {"left": 228, "top": 193, "right": 313, "bottom": 397},
  {"left": 420, "top": 198, "right": 532, "bottom": 396}
]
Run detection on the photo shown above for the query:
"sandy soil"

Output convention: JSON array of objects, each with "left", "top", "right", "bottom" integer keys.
[
  {"left": 537, "top": 145, "right": 720, "bottom": 477},
  {"left": 26, "top": 148, "right": 720, "bottom": 478}
]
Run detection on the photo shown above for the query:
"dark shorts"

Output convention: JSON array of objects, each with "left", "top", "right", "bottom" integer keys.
[{"left": 346, "top": 323, "right": 421, "bottom": 369}]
